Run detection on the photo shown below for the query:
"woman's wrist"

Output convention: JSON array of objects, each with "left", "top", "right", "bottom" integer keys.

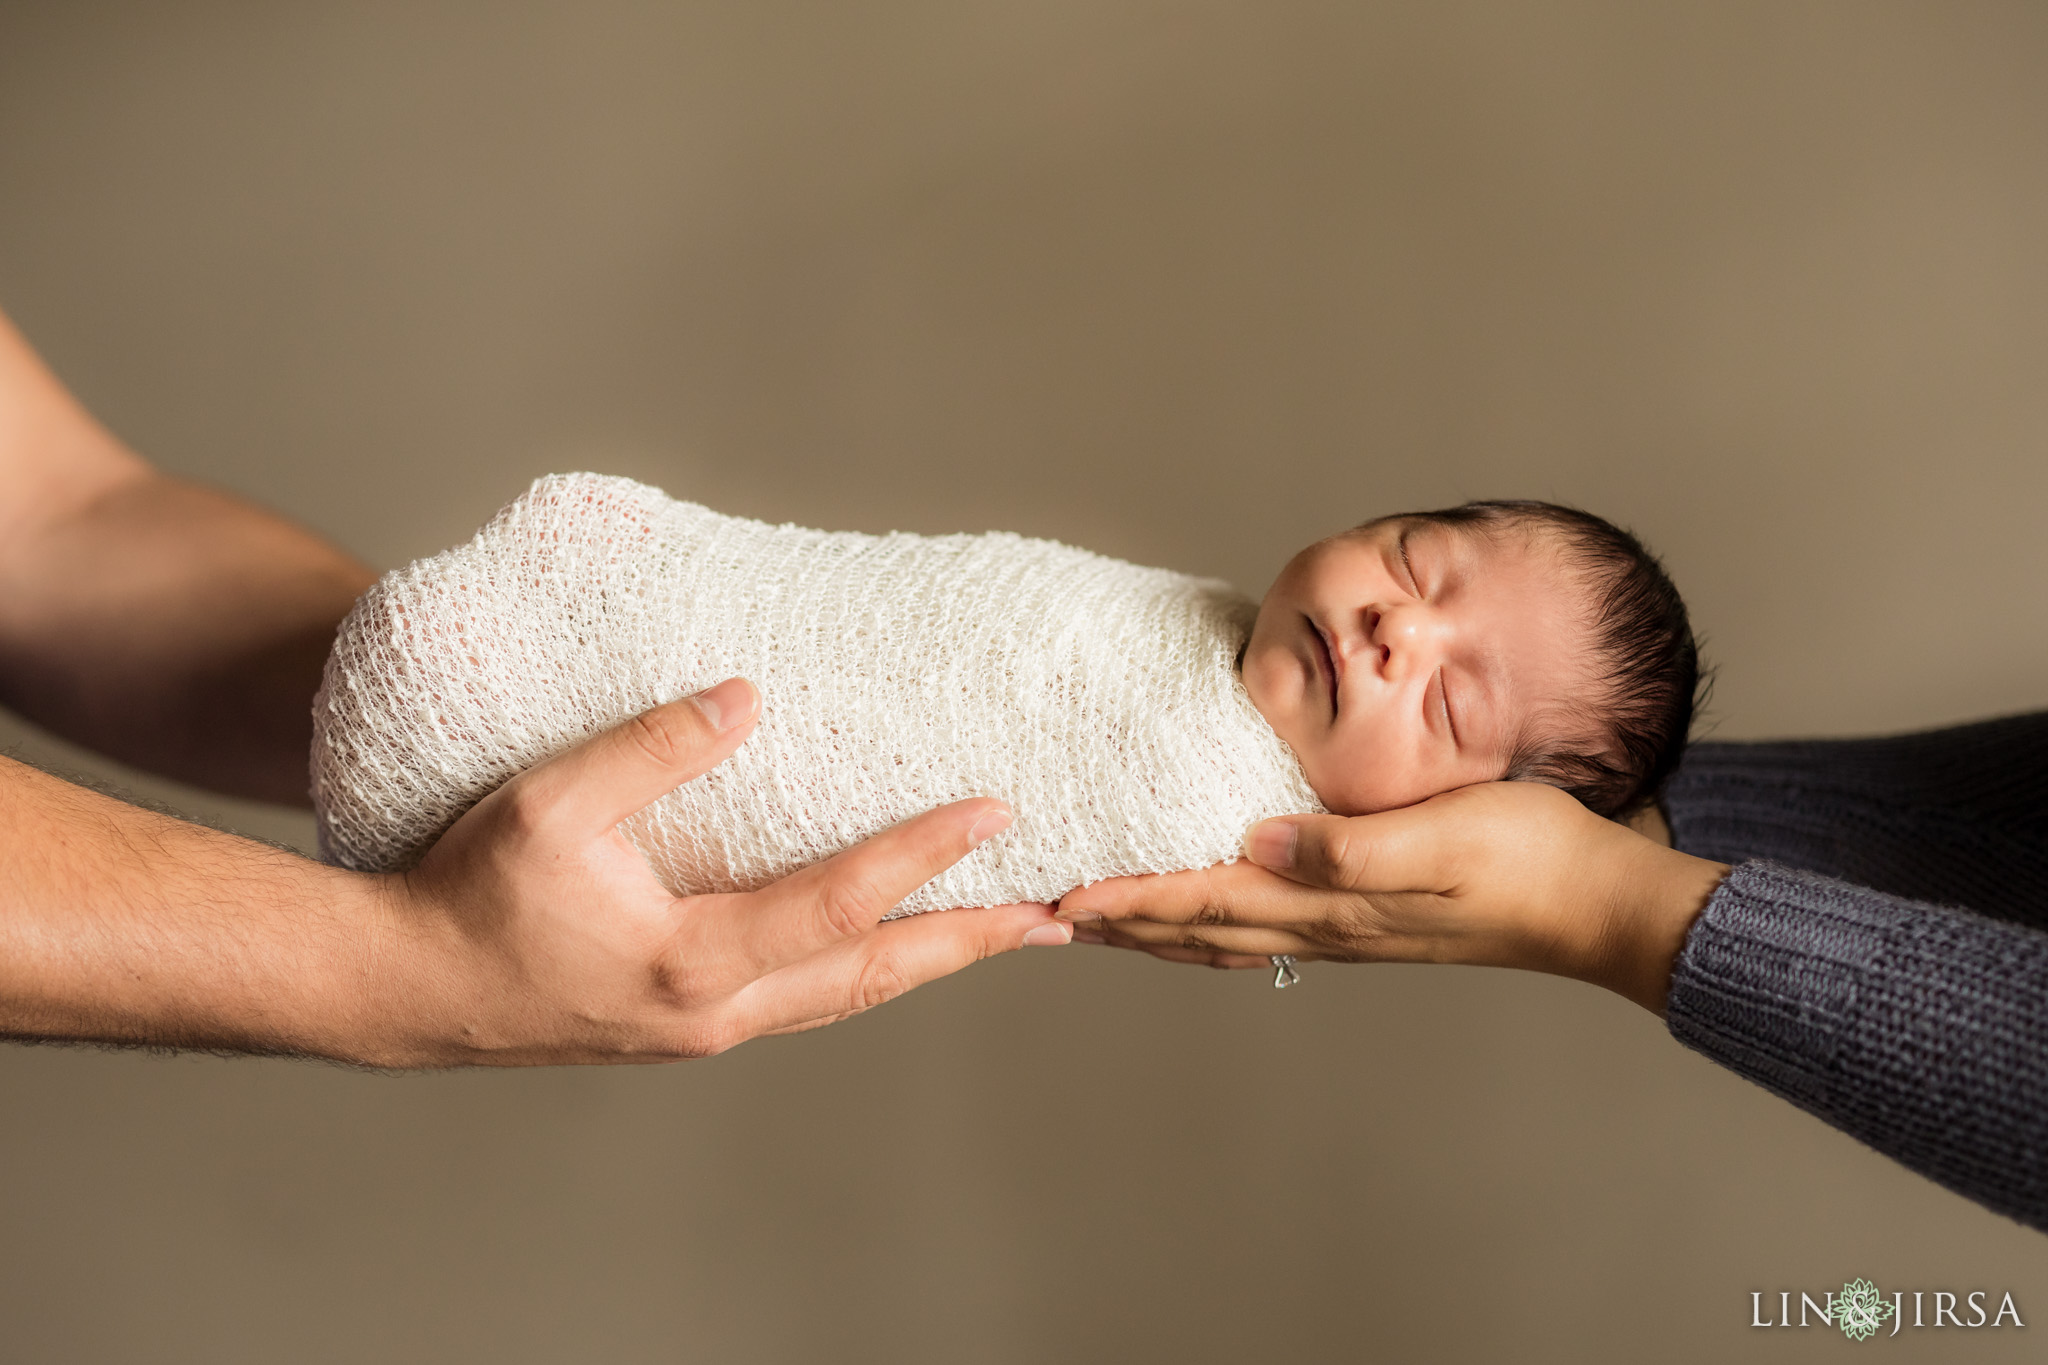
[{"left": 1584, "top": 841, "right": 1730, "bottom": 1015}]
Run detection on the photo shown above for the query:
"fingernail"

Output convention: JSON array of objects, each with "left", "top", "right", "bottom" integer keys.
[
  {"left": 690, "top": 677, "right": 756, "bottom": 732},
  {"left": 968, "top": 805, "right": 1013, "bottom": 844},
  {"left": 1023, "top": 922, "right": 1071, "bottom": 947},
  {"left": 1245, "top": 819, "right": 1297, "bottom": 870},
  {"left": 1054, "top": 905, "right": 1102, "bottom": 923},
  {"left": 1070, "top": 927, "right": 1108, "bottom": 945}
]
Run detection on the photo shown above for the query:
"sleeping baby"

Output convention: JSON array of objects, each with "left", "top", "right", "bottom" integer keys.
[{"left": 311, "top": 473, "right": 1699, "bottom": 914}]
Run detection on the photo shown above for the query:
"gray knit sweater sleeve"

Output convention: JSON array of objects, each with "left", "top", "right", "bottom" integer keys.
[
  {"left": 1659, "top": 713, "right": 2048, "bottom": 1230},
  {"left": 1665, "top": 862, "right": 2048, "bottom": 1229}
]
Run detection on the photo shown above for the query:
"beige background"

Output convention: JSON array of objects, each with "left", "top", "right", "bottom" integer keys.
[{"left": 3, "top": 2, "right": 2046, "bottom": 1361}]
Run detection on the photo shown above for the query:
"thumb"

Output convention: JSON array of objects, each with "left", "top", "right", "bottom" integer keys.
[
  {"left": 1243, "top": 805, "right": 1455, "bottom": 896},
  {"left": 512, "top": 677, "right": 761, "bottom": 842}
]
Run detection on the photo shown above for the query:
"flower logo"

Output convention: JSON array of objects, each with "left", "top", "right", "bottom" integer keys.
[{"left": 1836, "top": 1279, "right": 1896, "bottom": 1341}]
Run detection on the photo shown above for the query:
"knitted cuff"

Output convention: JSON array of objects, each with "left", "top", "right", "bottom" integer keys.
[
  {"left": 1666, "top": 861, "right": 1905, "bottom": 1108},
  {"left": 1667, "top": 861, "right": 2048, "bottom": 1229}
]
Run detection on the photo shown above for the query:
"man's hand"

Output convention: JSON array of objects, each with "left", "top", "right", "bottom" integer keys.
[
  {"left": 0, "top": 307, "right": 1067, "bottom": 1064},
  {"left": 1053, "top": 781, "right": 1726, "bottom": 1015},
  {"left": 1, "top": 676, "right": 1067, "bottom": 1065},
  {"left": 381, "top": 677, "right": 1069, "bottom": 1066}
]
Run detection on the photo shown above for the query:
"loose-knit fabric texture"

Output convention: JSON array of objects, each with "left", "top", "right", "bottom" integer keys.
[
  {"left": 312, "top": 473, "right": 1324, "bottom": 914},
  {"left": 1666, "top": 715, "right": 2048, "bottom": 928},
  {"left": 1661, "top": 715, "right": 2048, "bottom": 1230}
]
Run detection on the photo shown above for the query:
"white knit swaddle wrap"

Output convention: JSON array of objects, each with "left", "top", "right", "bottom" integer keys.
[{"left": 312, "top": 473, "right": 1324, "bottom": 914}]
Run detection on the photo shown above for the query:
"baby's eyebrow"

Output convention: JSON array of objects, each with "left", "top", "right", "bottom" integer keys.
[{"left": 1395, "top": 525, "right": 1419, "bottom": 588}]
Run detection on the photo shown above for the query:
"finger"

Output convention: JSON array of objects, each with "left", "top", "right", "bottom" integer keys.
[
  {"left": 732, "top": 798, "right": 1015, "bottom": 974},
  {"left": 1057, "top": 861, "right": 1266, "bottom": 922},
  {"left": 1072, "top": 935, "right": 1274, "bottom": 971},
  {"left": 728, "top": 902, "right": 1061, "bottom": 1036},
  {"left": 1091, "top": 917, "right": 1317, "bottom": 958},
  {"left": 1057, "top": 859, "right": 1352, "bottom": 930},
  {"left": 1127, "top": 943, "right": 1277, "bottom": 971},
  {"left": 514, "top": 677, "right": 761, "bottom": 841},
  {"left": 1239, "top": 803, "right": 1463, "bottom": 894}
]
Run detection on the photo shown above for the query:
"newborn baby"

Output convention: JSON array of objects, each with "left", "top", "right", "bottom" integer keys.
[{"left": 312, "top": 474, "right": 1697, "bottom": 914}]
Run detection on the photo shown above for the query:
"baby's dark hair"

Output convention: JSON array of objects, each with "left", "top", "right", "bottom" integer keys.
[{"left": 1370, "top": 499, "right": 1703, "bottom": 819}]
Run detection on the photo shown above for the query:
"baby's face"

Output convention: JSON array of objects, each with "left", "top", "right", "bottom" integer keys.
[{"left": 1242, "top": 518, "right": 1602, "bottom": 815}]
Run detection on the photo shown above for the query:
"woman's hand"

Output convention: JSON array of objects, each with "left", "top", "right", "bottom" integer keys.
[{"left": 1053, "top": 781, "right": 1728, "bottom": 1015}]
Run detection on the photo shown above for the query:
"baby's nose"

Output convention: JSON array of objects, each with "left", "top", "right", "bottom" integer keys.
[
  {"left": 1359, "top": 606, "right": 1394, "bottom": 671},
  {"left": 1373, "top": 603, "right": 1447, "bottom": 676}
]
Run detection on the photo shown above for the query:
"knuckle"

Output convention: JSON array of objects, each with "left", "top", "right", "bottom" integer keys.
[
  {"left": 623, "top": 709, "right": 690, "bottom": 769},
  {"left": 647, "top": 950, "right": 706, "bottom": 1009},
  {"left": 677, "top": 1019, "right": 739, "bottom": 1059},
  {"left": 493, "top": 779, "right": 556, "bottom": 844},
  {"left": 1319, "top": 822, "right": 1369, "bottom": 885},
  {"left": 1309, "top": 907, "right": 1371, "bottom": 952},
  {"left": 815, "top": 877, "right": 883, "bottom": 940},
  {"left": 850, "top": 952, "right": 913, "bottom": 1013}
]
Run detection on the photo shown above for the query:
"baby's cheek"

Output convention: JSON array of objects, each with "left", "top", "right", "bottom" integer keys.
[{"left": 1305, "top": 736, "right": 1425, "bottom": 816}]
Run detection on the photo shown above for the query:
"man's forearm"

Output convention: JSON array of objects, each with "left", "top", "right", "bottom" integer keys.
[
  {"left": 0, "top": 307, "right": 375, "bottom": 804},
  {"left": 0, "top": 473, "right": 374, "bottom": 803},
  {"left": 0, "top": 754, "right": 412, "bottom": 1063}
]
